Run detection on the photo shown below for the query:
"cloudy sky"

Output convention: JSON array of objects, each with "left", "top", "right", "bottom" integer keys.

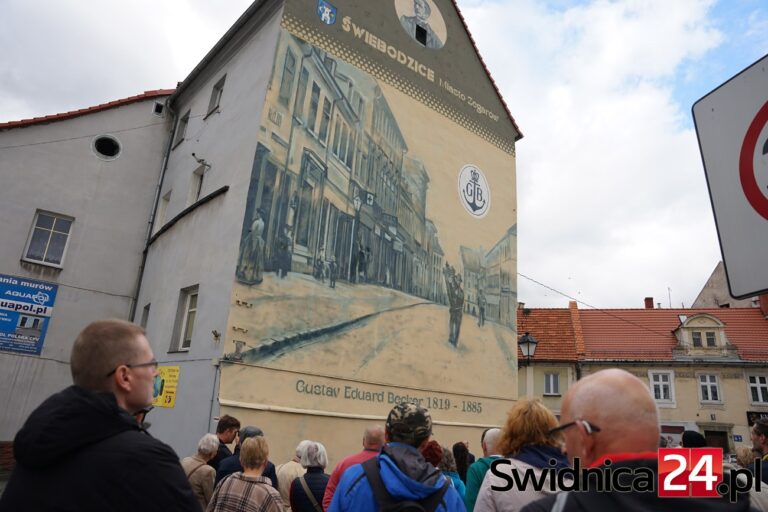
[{"left": 2, "top": 0, "right": 766, "bottom": 309}]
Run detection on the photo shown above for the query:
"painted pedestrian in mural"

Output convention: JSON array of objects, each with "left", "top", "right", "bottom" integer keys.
[
  {"left": 356, "top": 242, "right": 366, "bottom": 283},
  {"left": 276, "top": 226, "right": 293, "bottom": 279},
  {"left": 477, "top": 289, "right": 487, "bottom": 327},
  {"left": 238, "top": 208, "right": 265, "bottom": 285},
  {"left": 328, "top": 256, "right": 337, "bottom": 289},
  {"left": 444, "top": 264, "right": 463, "bottom": 347}
]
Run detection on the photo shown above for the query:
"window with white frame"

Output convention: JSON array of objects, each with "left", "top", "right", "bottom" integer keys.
[
  {"left": 649, "top": 371, "right": 674, "bottom": 403},
  {"left": 706, "top": 331, "right": 716, "bottom": 347},
  {"left": 544, "top": 373, "right": 560, "bottom": 395},
  {"left": 23, "top": 211, "right": 73, "bottom": 267},
  {"left": 749, "top": 375, "right": 768, "bottom": 404},
  {"left": 190, "top": 166, "right": 205, "bottom": 204},
  {"left": 207, "top": 75, "right": 226, "bottom": 115},
  {"left": 699, "top": 374, "right": 721, "bottom": 402},
  {"left": 692, "top": 331, "right": 702, "bottom": 347},
  {"left": 154, "top": 190, "right": 171, "bottom": 234},
  {"left": 173, "top": 110, "right": 190, "bottom": 147},
  {"left": 178, "top": 289, "right": 198, "bottom": 351}
]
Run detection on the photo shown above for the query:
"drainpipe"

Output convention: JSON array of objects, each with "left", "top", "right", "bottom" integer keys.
[{"left": 129, "top": 98, "right": 178, "bottom": 321}]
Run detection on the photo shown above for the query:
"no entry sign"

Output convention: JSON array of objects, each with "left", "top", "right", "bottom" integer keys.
[{"left": 693, "top": 54, "right": 768, "bottom": 299}]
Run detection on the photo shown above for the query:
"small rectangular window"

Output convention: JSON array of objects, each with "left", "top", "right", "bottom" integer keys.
[
  {"left": 154, "top": 190, "right": 171, "bottom": 234},
  {"left": 692, "top": 331, "right": 702, "bottom": 347},
  {"left": 170, "top": 285, "right": 199, "bottom": 352},
  {"left": 190, "top": 165, "right": 206, "bottom": 204},
  {"left": 173, "top": 110, "right": 190, "bottom": 147},
  {"left": 153, "top": 101, "right": 165, "bottom": 116},
  {"left": 23, "top": 211, "right": 73, "bottom": 267},
  {"left": 140, "top": 303, "right": 151, "bottom": 329},
  {"left": 650, "top": 371, "right": 674, "bottom": 403},
  {"left": 319, "top": 98, "right": 331, "bottom": 143},
  {"left": 706, "top": 331, "right": 716, "bottom": 347},
  {"left": 544, "top": 373, "right": 560, "bottom": 395},
  {"left": 308, "top": 83, "right": 320, "bottom": 133},
  {"left": 207, "top": 75, "right": 226, "bottom": 115}
]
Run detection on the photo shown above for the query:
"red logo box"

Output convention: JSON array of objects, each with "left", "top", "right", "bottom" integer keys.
[{"left": 658, "top": 448, "right": 723, "bottom": 498}]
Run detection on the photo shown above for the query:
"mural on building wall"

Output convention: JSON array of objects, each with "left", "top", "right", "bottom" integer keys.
[{"left": 223, "top": 0, "right": 518, "bottom": 407}]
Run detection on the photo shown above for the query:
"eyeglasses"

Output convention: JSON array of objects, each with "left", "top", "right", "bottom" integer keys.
[
  {"left": 548, "top": 419, "right": 601, "bottom": 436},
  {"left": 105, "top": 359, "right": 158, "bottom": 378}
]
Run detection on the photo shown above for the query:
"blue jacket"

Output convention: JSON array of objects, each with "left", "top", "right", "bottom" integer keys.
[{"left": 328, "top": 443, "right": 465, "bottom": 512}]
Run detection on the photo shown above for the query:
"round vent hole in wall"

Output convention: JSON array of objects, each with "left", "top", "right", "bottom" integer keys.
[{"left": 93, "top": 136, "right": 121, "bottom": 159}]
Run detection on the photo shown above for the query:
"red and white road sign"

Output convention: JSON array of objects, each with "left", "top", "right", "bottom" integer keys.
[{"left": 694, "top": 54, "right": 768, "bottom": 299}]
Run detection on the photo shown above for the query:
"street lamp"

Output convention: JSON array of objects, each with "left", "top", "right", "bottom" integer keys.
[{"left": 518, "top": 332, "right": 538, "bottom": 368}]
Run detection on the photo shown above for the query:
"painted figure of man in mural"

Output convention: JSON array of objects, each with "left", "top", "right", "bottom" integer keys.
[
  {"left": 238, "top": 208, "right": 265, "bottom": 285},
  {"left": 276, "top": 226, "right": 293, "bottom": 279},
  {"left": 399, "top": 0, "right": 443, "bottom": 49},
  {"left": 328, "top": 255, "right": 337, "bottom": 289},
  {"left": 356, "top": 242, "right": 366, "bottom": 283},
  {"left": 477, "top": 289, "right": 487, "bottom": 327},
  {"left": 444, "top": 266, "right": 463, "bottom": 347}
]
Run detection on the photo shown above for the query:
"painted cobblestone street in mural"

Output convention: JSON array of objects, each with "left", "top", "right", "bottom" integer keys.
[{"left": 224, "top": 1, "right": 517, "bottom": 399}]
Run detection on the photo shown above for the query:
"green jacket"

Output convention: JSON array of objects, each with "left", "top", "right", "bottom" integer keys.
[{"left": 464, "top": 455, "right": 501, "bottom": 511}]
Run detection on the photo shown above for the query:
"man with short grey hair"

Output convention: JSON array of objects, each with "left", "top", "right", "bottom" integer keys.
[
  {"left": 0, "top": 319, "right": 199, "bottom": 511},
  {"left": 323, "top": 425, "right": 385, "bottom": 509},
  {"left": 464, "top": 427, "right": 502, "bottom": 511},
  {"left": 181, "top": 433, "right": 219, "bottom": 511},
  {"left": 277, "top": 440, "right": 311, "bottom": 511}
]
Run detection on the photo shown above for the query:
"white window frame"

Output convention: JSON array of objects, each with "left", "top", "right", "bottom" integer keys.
[
  {"left": 189, "top": 165, "right": 206, "bottom": 204},
  {"left": 22, "top": 210, "right": 74, "bottom": 269},
  {"left": 207, "top": 75, "right": 226, "bottom": 116},
  {"left": 705, "top": 331, "right": 717, "bottom": 347},
  {"left": 178, "top": 290, "right": 198, "bottom": 351},
  {"left": 698, "top": 373, "right": 722, "bottom": 403},
  {"left": 154, "top": 190, "right": 171, "bottom": 234},
  {"left": 544, "top": 372, "right": 560, "bottom": 396},
  {"left": 648, "top": 370, "right": 676, "bottom": 407},
  {"left": 748, "top": 374, "right": 768, "bottom": 405},
  {"left": 173, "top": 110, "right": 190, "bottom": 148}
]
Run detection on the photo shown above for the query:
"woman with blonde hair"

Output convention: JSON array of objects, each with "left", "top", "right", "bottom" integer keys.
[
  {"left": 474, "top": 399, "right": 569, "bottom": 512},
  {"left": 207, "top": 437, "right": 284, "bottom": 512}
]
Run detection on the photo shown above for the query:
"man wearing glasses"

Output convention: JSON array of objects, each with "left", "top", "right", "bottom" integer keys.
[
  {"left": 522, "top": 369, "right": 745, "bottom": 512},
  {"left": 0, "top": 319, "right": 199, "bottom": 511}
]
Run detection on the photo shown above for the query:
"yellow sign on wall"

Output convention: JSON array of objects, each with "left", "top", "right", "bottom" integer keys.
[{"left": 152, "top": 366, "right": 180, "bottom": 408}]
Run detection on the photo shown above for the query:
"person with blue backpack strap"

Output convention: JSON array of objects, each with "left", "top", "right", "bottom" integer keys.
[{"left": 328, "top": 402, "right": 466, "bottom": 512}]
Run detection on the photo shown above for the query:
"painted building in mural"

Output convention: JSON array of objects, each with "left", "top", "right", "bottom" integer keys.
[{"left": 0, "top": 0, "right": 521, "bottom": 465}]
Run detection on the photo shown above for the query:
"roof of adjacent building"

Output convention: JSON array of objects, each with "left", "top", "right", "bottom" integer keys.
[
  {"left": 516, "top": 305, "right": 579, "bottom": 362},
  {"left": 0, "top": 89, "right": 175, "bottom": 131},
  {"left": 515, "top": 302, "right": 768, "bottom": 363}
]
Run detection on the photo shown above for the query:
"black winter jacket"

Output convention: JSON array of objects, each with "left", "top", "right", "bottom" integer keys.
[
  {"left": 0, "top": 385, "right": 199, "bottom": 512},
  {"left": 290, "top": 466, "right": 330, "bottom": 512}
]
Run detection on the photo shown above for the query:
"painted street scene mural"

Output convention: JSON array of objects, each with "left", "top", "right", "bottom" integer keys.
[{"left": 225, "top": 25, "right": 517, "bottom": 397}]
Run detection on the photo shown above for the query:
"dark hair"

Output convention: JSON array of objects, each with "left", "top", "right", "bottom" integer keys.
[
  {"left": 754, "top": 419, "right": 768, "bottom": 437},
  {"left": 216, "top": 415, "right": 241, "bottom": 433},
  {"left": 659, "top": 436, "right": 668, "bottom": 448},
  {"left": 452, "top": 442, "right": 470, "bottom": 483}
]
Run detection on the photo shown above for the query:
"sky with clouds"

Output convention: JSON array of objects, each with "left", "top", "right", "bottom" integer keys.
[{"left": 1, "top": 0, "right": 766, "bottom": 309}]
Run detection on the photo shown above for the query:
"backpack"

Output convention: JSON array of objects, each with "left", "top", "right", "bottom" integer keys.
[{"left": 361, "top": 457, "right": 450, "bottom": 512}]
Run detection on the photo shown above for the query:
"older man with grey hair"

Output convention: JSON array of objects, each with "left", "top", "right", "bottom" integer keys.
[
  {"left": 522, "top": 369, "right": 749, "bottom": 512},
  {"left": 323, "top": 425, "right": 385, "bottom": 509},
  {"left": 464, "top": 427, "right": 502, "bottom": 511},
  {"left": 276, "top": 440, "right": 312, "bottom": 511},
  {"left": 181, "top": 433, "right": 219, "bottom": 511}
]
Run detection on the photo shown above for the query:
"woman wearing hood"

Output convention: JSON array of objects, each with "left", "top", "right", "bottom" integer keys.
[{"left": 474, "top": 398, "right": 570, "bottom": 512}]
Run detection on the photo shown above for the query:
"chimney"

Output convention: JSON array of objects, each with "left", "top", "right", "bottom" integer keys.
[
  {"left": 644, "top": 297, "right": 654, "bottom": 309},
  {"left": 760, "top": 295, "right": 768, "bottom": 318},
  {"left": 518, "top": 302, "right": 525, "bottom": 310}
]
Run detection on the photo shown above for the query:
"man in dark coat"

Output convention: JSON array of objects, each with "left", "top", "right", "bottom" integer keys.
[
  {"left": 215, "top": 426, "right": 278, "bottom": 489},
  {"left": 208, "top": 414, "right": 240, "bottom": 470},
  {"left": 0, "top": 319, "right": 199, "bottom": 512}
]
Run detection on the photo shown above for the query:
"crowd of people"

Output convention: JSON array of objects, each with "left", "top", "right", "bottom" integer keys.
[{"left": 1, "top": 319, "right": 768, "bottom": 512}]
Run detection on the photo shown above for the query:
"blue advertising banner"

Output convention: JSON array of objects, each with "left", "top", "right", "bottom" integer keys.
[{"left": 0, "top": 273, "right": 58, "bottom": 355}]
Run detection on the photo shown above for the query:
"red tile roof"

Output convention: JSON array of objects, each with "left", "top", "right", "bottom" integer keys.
[
  {"left": 517, "top": 307, "right": 578, "bottom": 361},
  {"left": 0, "top": 89, "right": 175, "bottom": 131},
  {"left": 579, "top": 307, "right": 768, "bottom": 361}
]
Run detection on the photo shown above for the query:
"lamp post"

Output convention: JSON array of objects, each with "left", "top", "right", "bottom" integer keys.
[
  {"left": 348, "top": 195, "right": 362, "bottom": 281},
  {"left": 518, "top": 332, "right": 538, "bottom": 367},
  {"left": 518, "top": 332, "right": 538, "bottom": 398}
]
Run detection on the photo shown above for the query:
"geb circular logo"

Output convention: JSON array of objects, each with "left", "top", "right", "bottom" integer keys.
[{"left": 458, "top": 165, "right": 490, "bottom": 218}]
